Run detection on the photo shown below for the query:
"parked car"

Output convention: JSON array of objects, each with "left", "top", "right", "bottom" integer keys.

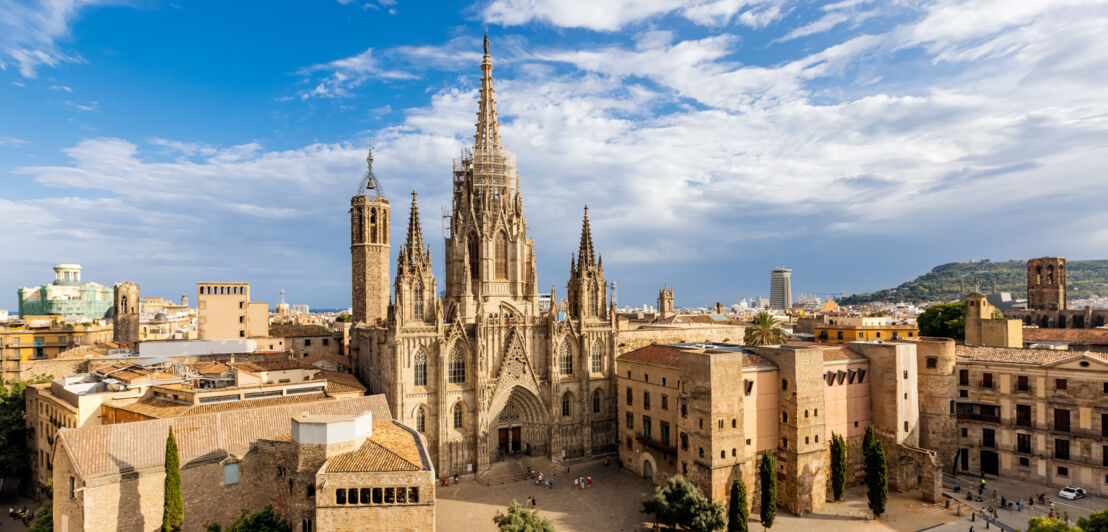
[{"left": 1058, "top": 486, "right": 1086, "bottom": 500}]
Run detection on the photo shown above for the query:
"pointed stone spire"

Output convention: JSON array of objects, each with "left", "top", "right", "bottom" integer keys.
[
  {"left": 404, "top": 190, "right": 425, "bottom": 264},
  {"left": 578, "top": 205, "right": 595, "bottom": 268},
  {"left": 474, "top": 32, "right": 501, "bottom": 151}
]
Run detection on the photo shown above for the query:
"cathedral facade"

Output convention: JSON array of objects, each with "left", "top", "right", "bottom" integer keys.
[{"left": 350, "top": 37, "right": 619, "bottom": 477}]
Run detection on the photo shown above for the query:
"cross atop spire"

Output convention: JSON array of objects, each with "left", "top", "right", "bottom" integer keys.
[
  {"left": 474, "top": 34, "right": 500, "bottom": 151},
  {"left": 404, "top": 190, "right": 425, "bottom": 263},
  {"left": 577, "top": 205, "right": 595, "bottom": 267},
  {"left": 357, "top": 147, "right": 384, "bottom": 196}
]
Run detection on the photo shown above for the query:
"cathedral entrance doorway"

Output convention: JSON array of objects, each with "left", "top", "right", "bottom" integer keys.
[{"left": 488, "top": 386, "right": 549, "bottom": 464}]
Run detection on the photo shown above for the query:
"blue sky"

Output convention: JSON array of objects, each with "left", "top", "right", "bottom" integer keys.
[{"left": 3, "top": 0, "right": 1108, "bottom": 311}]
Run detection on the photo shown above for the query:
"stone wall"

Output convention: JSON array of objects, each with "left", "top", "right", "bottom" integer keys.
[
  {"left": 315, "top": 470, "right": 435, "bottom": 532},
  {"left": 913, "top": 338, "right": 959, "bottom": 469},
  {"left": 616, "top": 326, "right": 745, "bottom": 354}
]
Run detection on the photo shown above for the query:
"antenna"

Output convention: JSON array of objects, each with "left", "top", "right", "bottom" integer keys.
[{"left": 357, "top": 147, "right": 384, "bottom": 197}]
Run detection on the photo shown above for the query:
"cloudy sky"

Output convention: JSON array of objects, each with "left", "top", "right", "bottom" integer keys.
[{"left": 2, "top": 0, "right": 1107, "bottom": 311}]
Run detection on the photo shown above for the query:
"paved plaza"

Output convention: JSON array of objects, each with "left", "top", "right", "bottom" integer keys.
[{"left": 437, "top": 459, "right": 965, "bottom": 532}]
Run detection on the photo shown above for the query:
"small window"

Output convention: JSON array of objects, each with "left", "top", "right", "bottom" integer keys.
[
  {"left": 782, "top": 413, "right": 788, "bottom": 423},
  {"left": 903, "top": 370, "right": 908, "bottom": 379},
  {"left": 732, "top": 448, "right": 736, "bottom": 457},
  {"left": 305, "top": 339, "right": 311, "bottom": 346},
  {"left": 372, "top": 488, "right": 382, "bottom": 504},
  {"left": 746, "top": 438, "right": 751, "bottom": 445},
  {"left": 336, "top": 489, "right": 346, "bottom": 505},
  {"left": 1057, "top": 466, "right": 1068, "bottom": 477},
  {"left": 782, "top": 438, "right": 788, "bottom": 449},
  {"left": 307, "top": 485, "right": 315, "bottom": 498},
  {"left": 961, "top": 428, "right": 968, "bottom": 437},
  {"left": 904, "top": 421, "right": 909, "bottom": 432},
  {"left": 384, "top": 487, "right": 395, "bottom": 504},
  {"left": 718, "top": 419, "right": 723, "bottom": 429},
  {"left": 1018, "top": 457, "right": 1029, "bottom": 466},
  {"left": 662, "top": 377, "right": 667, "bottom": 386},
  {"left": 409, "top": 487, "right": 420, "bottom": 503},
  {"left": 699, "top": 447, "right": 704, "bottom": 458},
  {"left": 223, "top": 463, "right": 239, "bottom": 485},
  {"left": 1056, "top": 379, "right": 1067, "bottom": 390},
  {"left": 360, "top": 488, "right": 371, "bottom": 504},
  {"left": 721, "top": 450, "right": 726, "bottom": 459},
  {"left": 731, "top": 419, "right": 736, "bottom": 428},
  {"left": 781, "top": 379, "right": 788, "bottom": 390},
  {"left": 926, "top": 357, "right": 937, "bottom": 369}
]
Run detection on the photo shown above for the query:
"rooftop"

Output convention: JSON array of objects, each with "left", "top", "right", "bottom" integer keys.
[
  {"left": 955, "top": 345, "right": 1108, "bottom": 365},
  {"left": 323, "top": 421, "right": 426, "bottom": 473}
]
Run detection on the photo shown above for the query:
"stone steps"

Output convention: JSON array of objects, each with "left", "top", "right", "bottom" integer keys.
[{"left": 477, "top": 457, "right": 568, "bottom": 486}]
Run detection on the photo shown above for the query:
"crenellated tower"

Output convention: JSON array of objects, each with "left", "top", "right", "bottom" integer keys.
[
  {"left": 567, "top": 206, "right": 607, "bottom": 321},
  {"left": 444, "top": 34, "right": 538, "bottom": 321},
  {"left": 395, "top": 191, "right": 438, "bottom": 326},
  {"left": 351, "top": 149, "right": 391, "bottom": 325}
]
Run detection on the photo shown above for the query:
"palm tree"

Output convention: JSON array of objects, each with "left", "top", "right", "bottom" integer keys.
[{"left": 744, "top": 312, "right": 785, "bottom": 346}]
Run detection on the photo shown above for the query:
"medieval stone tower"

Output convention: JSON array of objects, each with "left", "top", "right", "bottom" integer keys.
[
  {"left": 1027, "top": 257, "right": 1066, "bottom": 311},
  {"left": 351, "top": 150, "right": 391, "bottom": 325},
  {"left": 658, "top": 284, "right": 674, "bottom": 320},
  {"left": 113, "top": 282, "right": 140, "bottom": 343}
]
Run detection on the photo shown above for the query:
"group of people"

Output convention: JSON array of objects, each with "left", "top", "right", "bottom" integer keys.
[
  {"left": 968, "top": 482, "right": 1059, "bottom": 532},
  {"left": 573, "top": 476, "right": 593, "bottom": 489},
  {"left": 440, "top": 474, "right": 459, "bottom": 486},
  {"left": 8, "top": 506, "right": 33, "bottom": 525}
]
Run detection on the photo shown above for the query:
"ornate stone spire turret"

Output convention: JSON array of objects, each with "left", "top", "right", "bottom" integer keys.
[
  {"left": 475, "top": 32, "right": 500, "bottom": 151},
  {"left": 577, "top": 205, "right": 595, "bottom": 270},
  {"left": 403, "top": 190, "right": 426, "bottom": 266},
  {"left": 357, "top": 148, "right": 383, "bottom": 196}
]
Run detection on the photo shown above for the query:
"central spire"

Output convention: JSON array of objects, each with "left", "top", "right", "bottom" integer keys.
[
  {"left": 475, "top": 32, "right": 500, "bottom": 151},
  {"left": 404, "top": 190, "right": 425, "bottom": 263},
  {"left": 578, "top": 205, "right": 595, "bottom": 267}
]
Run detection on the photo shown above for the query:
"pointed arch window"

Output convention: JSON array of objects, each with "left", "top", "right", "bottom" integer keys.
[
  {"left": 558, "top": 339, "right": 573, "bottom": 376},
  {"left": 562, "top": 392, "right": 572, "bottom": 417},
  {"left": 592, "top": 388, "right": 602, "bottom": 413},
  {"left": 453, "top": 403, "right": 464, "bottom": 429},
  {"left": 590, "top": 341, "right": 602, "bottom": 375},
  {"left": 413, "top": 281, "right": 424, "bottom": 320},
  {"left": 413, "top": 351, "right": 427, "bottom": 387},
  {"left": 468, "top": 233, "right": 480, "bottom": 284},
  {"left": 369, "top": 209, "right": 378, "bottom": 244},
  {"left": 448, "top": 344, "right": 466, "bottom": 384},
  {"left": 415, "top": 407, "right": 425, "bottom": 433},
  {"left": 495, "top": 232, "right": 508, "bottom": 280},
  {"left": 590, "top": 283, "right": 600, "bottom": 317}
]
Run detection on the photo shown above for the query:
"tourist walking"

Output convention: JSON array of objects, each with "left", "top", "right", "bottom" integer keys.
[{"left": 587, "top": 476, "right": 592, "bottom": 488}]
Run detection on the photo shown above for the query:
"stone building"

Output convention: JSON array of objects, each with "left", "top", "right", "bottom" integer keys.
[
  {"left": 0, "top": 318, "right": 113, "bottom": 382},
  {"left": 617, "top": 341, "right": 941, "bottom": 514},
  {"left": 350, "top": 37, "right": 619, "bottom": 479},
  {"left": 929, "top": 343, "right": 1108, "bottom": 496},
  {"left": 964, "top": 294, "right": 1022, "bottom": 348},
  {"left": 657, "top": 285, "right": 674, "bottom": 321},
  {"left": 1005, "top": 257, "right": 1108, "bottom": 329},
  {"left": 196, "top": 282, "right": 269, "bottom": 340},
  {"left": 814, "top": 316, "right": 919, "bottom": 344},
  {"left": 53, "top": 395, "right": 435, "bottom": 531},
  {"left": 112, "top": 282, "right": 140, "bottom": 344}
]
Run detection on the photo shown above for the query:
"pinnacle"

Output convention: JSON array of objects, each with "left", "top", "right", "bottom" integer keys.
[
  {"left": 577, "top": 205, "right": 595, "bottom": 268},
  {"left": 404, "top": 190, "right": 424, "bottom": 263}
]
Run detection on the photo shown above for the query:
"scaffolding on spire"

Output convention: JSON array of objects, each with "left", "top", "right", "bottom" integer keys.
[
  {"left": 357, "top": 147, "right": 384, "bottom": 197},
  {"left": 457, "top": 33, "right": 518, "bottom": 204}
]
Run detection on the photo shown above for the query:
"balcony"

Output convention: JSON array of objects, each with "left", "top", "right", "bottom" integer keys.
[
  {"left": 636, "top": 435, "right": 678, "bottom": 456},
  {"left": 957, "top": 413, "right": 1001, "bottom": 424}
]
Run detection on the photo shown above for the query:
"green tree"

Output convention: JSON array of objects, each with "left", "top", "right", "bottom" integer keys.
[
  {"left": 1023, "top": 516, "right": 1082, "bottom": 532},
  {"left": 492, "top": 500, "right": 554, "bottom": 532},
  {"left": 28, "top": 503, "right": 52, "bottom": 532},
  {"left": 744, "top": 312, "right": 785, "bottom": 346},
  {"left": 1077, "top": 509, "right": 1108, "bottom": 532},
  {"left": 830, "top": 433, "right": 847, "bottom": 502},
  {"left": 642, "top": 476, "right": 725, "bottom": 532},
  {"left": 862, "top": 426, "right": 888, "bottom": 517},
  {"left": 727, "top": 477, "right": 749, "bottom": 532},
  {"left": 162, "top": 427, "right": 184, "bottom": 532},
  {"left": 212, "top": 505, "right": 292, "bottom": 532},
  {"left": 915, "top": 302, "right": 965, "bottom": 339},
  {"left": 335, "top": 313, "right": 353, "bottom": 323},
  {"left": 759, "top": 450, "right": 776, "bottom": 529}
]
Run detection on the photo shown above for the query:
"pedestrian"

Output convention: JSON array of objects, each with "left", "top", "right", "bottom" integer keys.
[
  {"left": 538, "top": 472, "right": 543, "bottom": 485},
  {"left": 574, "top": 477, "right": 579, "bottom": 489},
  {"left": 1017, "top": 500, "right": 1022, "bottom": 511},
  {"left": 986, "top": 519, "right": 990, "bottom": 529},
  {"left": 454, "top": 474, "right": 459, "bottom": 484},
  {"left": 587, "top": 476, "right": 592, "bottom": 488},
  {"left": 972, "top": 512, "right": 976, "bottom": 522},
  {"left": 1001, "top": 496, "right": 1006, "bottom": 508},
  {"left": 970, "top": 526, "right": 974, "bottom": 532}
]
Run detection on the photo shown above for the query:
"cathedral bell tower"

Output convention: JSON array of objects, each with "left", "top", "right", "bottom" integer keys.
[
  {"left": 444, "top": 34, "right": 538, "bottom": 321},
  {"left": 395, "top": 191, "right": 438, "bottom": 325},
  {"left": 567, "top": 206, "right": 607, "bottom": 321},
  {"left": 351, "top": 149, "right": 390, "bottom": 325}
]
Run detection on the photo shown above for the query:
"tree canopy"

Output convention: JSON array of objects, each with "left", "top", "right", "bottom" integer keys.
[
  {"left": 727, "top": 477, "right": 748, "bottom": 532},
  {"left": 830, "top": 433, "right": 847, "bottom": 502},
  {"left": 0, "top": 377, "right": 51, "bottom": 480},
  {"left": 863, "top": 426, "right": 888, "bottom": 517},
  {"left": 744, "top": 312, "right": 785, "bottom": 346},
  {"left": 1024, "top": 516, "right": 1082, "bottom": 532},
  {"left": 492, "top": 500, "right": 555, "bottom": 532},
  {"left": 206, "top": 506, "right": 291, "bottom": 532},
  {"left": 163, "top": 427, "right": 183, "bottom": 532},
  {"left": 759, "top": 450, "right": 776, "bottom": 528},
  {"left": 1077, "top": 509, "right": 1108, "bottom": 532},
  {"left": 642, "top": 476, "right": 725, "bottom": 532},
  {"left": 916, "top": 302, "right": 965, "bottom": 339}
]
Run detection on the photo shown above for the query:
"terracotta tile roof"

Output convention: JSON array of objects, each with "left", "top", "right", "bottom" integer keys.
[
  {"left": 323, "top": 421, "right": 424, "bottom": 473},
  {"left": 1022, "top": 327, "right": 1108, "bottom": 345},
  {"left": 113, "top": 393, "right": 335, "bottom": 419},
  {"left": 58, "top": 394, "right": 392, "bottom": 478},
  {"left": 268, "top": 323, "right": 334, "bottom": 338},
  {"left": 192, "top": 362, "right": 231, "bottom": 375},
  {"left": 955, "top": 345, "right": 1108, "bottom": 365},
  {"left": 619, "top": 344, "right": 682, "bottom": 367},
  {"left": 320, "top": 371, "right": 367, "bottom": 395},
  {"left": 231, "top": 359, "right": 303, "bottom": 372},
  {"left": 302, "top": 351, "right": 352, "bottom": 369},
  {"left": 742, "top": 353, "right": 775, "bottom": 368}
]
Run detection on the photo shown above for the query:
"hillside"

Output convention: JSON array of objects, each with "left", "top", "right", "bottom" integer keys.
[{"left": 839, "top": 259, "right": 1108, "bottom": 305}]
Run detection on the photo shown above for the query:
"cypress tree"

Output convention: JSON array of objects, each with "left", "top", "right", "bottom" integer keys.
[
  {"left": 863, "top": 426, "right": 888, "bottom": 517},
  {"left": 163, "top": 427, "right": 184, "bottom": 532},
  {"left": 759, "top": 450, "right": 776, "bottom": 529},
  {"left": 830, "top": 433, "right": 847, "bottom": 501},
  {"left": 728, "top": 477, "right": 749, "bottom": 532}
]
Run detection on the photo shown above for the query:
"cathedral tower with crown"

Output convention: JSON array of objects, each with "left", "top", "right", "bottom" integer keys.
[{"left": 350, "top": 36, "right": 619, "bottom": 477}]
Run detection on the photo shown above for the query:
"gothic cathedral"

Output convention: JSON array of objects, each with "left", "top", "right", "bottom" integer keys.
[{"left": 350, "top": 36, "right": 619, "bottom": 477}]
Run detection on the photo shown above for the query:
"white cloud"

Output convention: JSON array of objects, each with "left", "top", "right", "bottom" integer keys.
[
  {"left": 296, "top": 47, "right": 418, "bottom": 99},
  {"left": 480, "top": 0, "right": 787, "bottom": 31},
  {"left": 0, "top": 135, "right": 28, "bottom": 146},
  {"left": 0, "top": 0, "right": 114, "bottom": 78}
]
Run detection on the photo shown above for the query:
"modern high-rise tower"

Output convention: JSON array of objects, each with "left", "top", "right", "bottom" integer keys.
[{"left": 770, "top": 268, "right": 792, "bottom": 310}]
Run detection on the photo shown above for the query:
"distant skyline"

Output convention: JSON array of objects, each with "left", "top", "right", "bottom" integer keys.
[{"left": 3, "top": 1, "right": 1108, "bottom": 311}]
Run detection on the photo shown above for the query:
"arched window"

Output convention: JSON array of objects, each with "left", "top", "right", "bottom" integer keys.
[
  {"left": 590, "top": 283, "right": 600, "bottom": 316},
  {"left": 448, "top": 344, "right": 466, "bottom": 384},
  {"left": 415, "top": 407, "right": 425, "bottom": 433},
  {"left": 453, "top": 403, "right": 464, "bottom": 429},
  {"left": 468, "top": 233, "right": 479, "bottom": 284},
  {"left": 562, "top": 392, "right": 572, "bottom": 416},
  {"left": 558, "top": 339, "right": 573, "bottom": 375},
  {"left": 413, "top": 281, "right": 424, "bottom": 320},
  {"left": 495, "top": 232, "right": 508, "bottom": 280},
  {"left": 590, "top": 341, "right": 602, "bottom": 374},
  {"left": 355, "top": 211, "right": 364, "bottom": 242},
  {"left": 369, "top": 210, "right": 378, "bottom": 244},
  {"left": 413, "top": 351, "right": 427, "bottom": 387},
  {"left": 592, "top": 388, "right": 601, "bottom": 413}
]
